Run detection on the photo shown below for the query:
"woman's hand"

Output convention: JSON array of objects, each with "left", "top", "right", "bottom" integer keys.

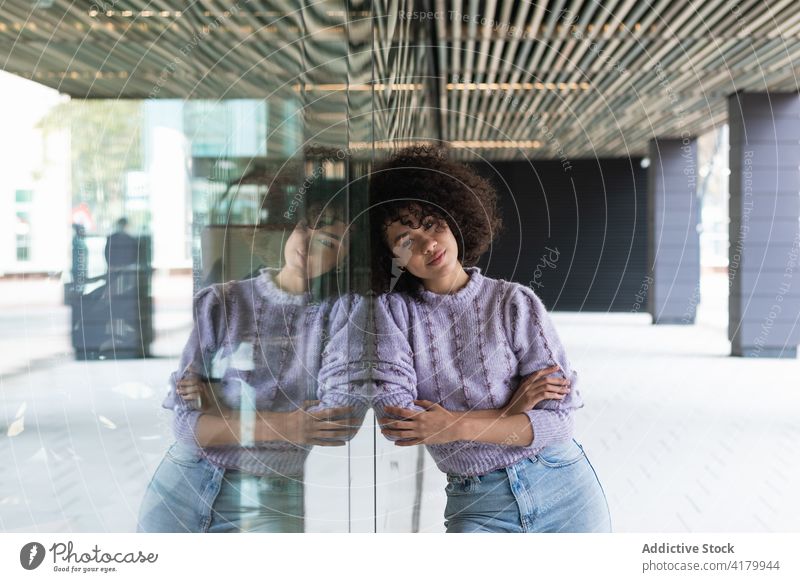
[
  {"left": 379, "top": 400, "right": 462, "bottom": 446},
  {"left": 178, "top": 373, "right": 363, "bottom": 445},
  {"left": 502, "top": 365, "right": 570, "bottom": 417},
  {"left": 177, "top": 374, "right": 231, "bottom": 416},
  {"left": 276, "top": 402, "right": 363, "bottom": 446}
]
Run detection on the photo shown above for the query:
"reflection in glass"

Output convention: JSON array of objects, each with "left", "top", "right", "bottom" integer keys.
[
  {"left": 2, "top": 0, "right": 439, "bottom": 533},
  {"left": 137, "top": 185, "right": 365, "bottom": 532}
]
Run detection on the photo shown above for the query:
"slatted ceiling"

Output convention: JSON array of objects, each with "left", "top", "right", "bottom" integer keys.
[
  {"left": 473, "top": 0, "right": 500, "bottom": 94},
  {"left": 370, "top": 0, "right": 435, "bottom": 147},
  {"left": 776, "top": 10, "right": 800, "bottom": 36},
  {"left": 3, "top": 2, "right": 800, "bottom": 157},
  {"left": 448, "top": 0, "right": 460, "bottom": 139},
  {"left": 548, "top": 46, "right": 792, "bottom": 154},
  {"left": 433, "top": 0, "right": 449, "bottom": 142},
  {"left": 396, "top": 61, "right": 413, "bottom": 140},
  {"left": 470, "top": 1, "right": 523, "bottom": 142},
  {"left": 477, "top": 0, "right": 530, "bottom": 141},
  {"left": 752, "top": 0, "right": 796, "bottom": 31},
  {"left": 392, "top": 16, "right": 410, "bottom": 141}
]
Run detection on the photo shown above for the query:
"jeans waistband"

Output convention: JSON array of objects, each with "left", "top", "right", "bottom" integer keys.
[{"left": 446, "top": 455, "right": 535, "bottom": 482}]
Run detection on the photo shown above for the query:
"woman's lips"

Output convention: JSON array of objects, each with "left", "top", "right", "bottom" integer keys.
[{"left": 427, "top": 249, "right": 445, "bottom": 266}]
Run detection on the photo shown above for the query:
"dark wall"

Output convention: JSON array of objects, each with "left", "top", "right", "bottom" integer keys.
[{"left": 472, "top": 159, "right": 647, "bottom": 312}]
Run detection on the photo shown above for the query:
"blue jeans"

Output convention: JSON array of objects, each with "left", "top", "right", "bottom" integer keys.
[
  {"left": 137, "top": 442, "right": 305, "bottom": 533},
  {"left": 443, "top": 439, "right": 612, "bottom": 533}
]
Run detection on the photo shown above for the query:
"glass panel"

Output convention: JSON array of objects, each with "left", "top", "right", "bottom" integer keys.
[
  {"left": 2, "top": 0, "right": 435, "bottom": 535},
  {"left": 0, "top": 1, "right": 374, "bottom": 533},
  {"left": 371, "top": 0, "right": 442, "bottom": 532}
]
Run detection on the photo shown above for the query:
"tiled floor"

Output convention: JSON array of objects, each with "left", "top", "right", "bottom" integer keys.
[{"left": 2, "top": 274, "right": 798, "bottom": 532}]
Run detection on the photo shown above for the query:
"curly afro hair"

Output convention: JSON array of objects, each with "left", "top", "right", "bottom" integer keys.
[{"left": 369, "top": 145, "right": 503, "bottom": 294}]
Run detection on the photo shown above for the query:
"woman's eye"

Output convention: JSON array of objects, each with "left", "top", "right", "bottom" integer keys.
[
  {"left": 401, "top": 238, "right": 413, "bottom": 249},
  {"left": 316, "top": 238, "right": 335, "bottom": 249}
]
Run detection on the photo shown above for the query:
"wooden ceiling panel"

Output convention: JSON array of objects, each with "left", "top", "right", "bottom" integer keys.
[{"left": 2, "top": 1, "right": 799, "bottom": 158}]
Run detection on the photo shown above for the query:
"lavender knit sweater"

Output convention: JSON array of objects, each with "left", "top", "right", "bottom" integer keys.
[
  {"left": 318, "top": 267, "right": 582, "bottom": 476},
  {"left": 161, "top": 269, "right": 335, "bottom": 477}
]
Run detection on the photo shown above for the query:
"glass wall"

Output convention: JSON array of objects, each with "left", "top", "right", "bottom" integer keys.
[
  {"left": 370, "top": 0, "right": 440, "bottom": 532},
  {"left": 1, "top": 0, "right": 443, "bottom": 533}
]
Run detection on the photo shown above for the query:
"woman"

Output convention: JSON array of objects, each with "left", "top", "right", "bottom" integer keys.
[
  {"left": 364, "top": 146, "right": 612, "bottom": 533},
  {"left": 137, "top": 198, "right": 362, "bottom": 533}
]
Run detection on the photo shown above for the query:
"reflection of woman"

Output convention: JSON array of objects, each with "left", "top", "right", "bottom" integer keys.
[
  {"left": 367, "top": 147, "right": 611, "bottom": 533},
  {"left": 137, "top": 201, "right": 359, "bottom": 533}
]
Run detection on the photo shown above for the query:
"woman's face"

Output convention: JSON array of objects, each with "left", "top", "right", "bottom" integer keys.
[
  {"left": 284, "top": 218, "right": 349, "bottom": 279},
  {"left": 383, "top": 210, "right": 461, "bottom": 282}
]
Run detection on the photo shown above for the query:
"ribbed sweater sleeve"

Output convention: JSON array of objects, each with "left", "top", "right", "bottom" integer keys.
[
  {"left": 370, "top": 294, "right": 426, "bottom": 439},
  {"left": 161, "top": 285, "right": 223, "bottom": 447},
  {"left": 313, "top": 294, "right": 371, "bottom": 417},
  {"left": 503, "top": 283, "right": 583, "bottom": 449}
]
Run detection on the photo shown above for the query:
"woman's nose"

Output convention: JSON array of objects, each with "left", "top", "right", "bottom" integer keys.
[{"left": 421, "top": 235, "right": 437, "bottom": 255}]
